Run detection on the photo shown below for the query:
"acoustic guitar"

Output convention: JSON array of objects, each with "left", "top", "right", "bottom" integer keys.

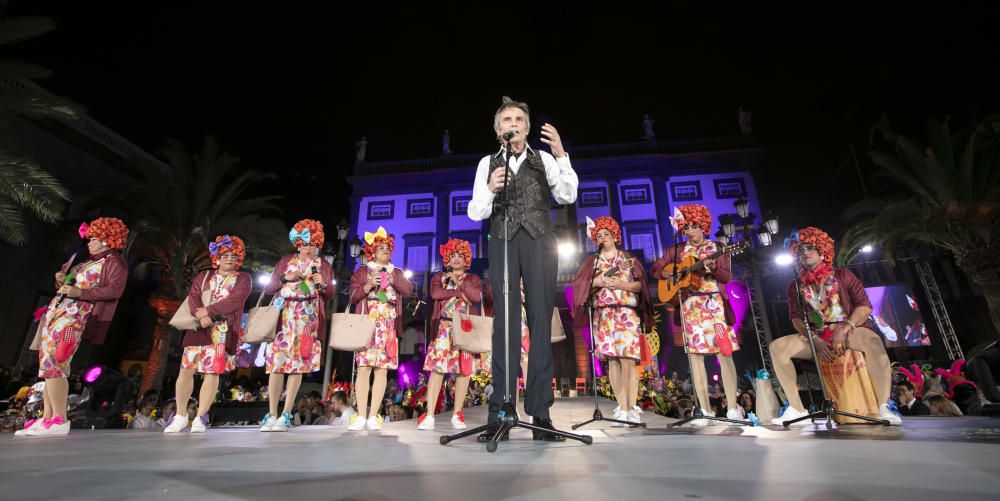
[{"left": 656, "top": 241, "right": 750, "bottom": 302}]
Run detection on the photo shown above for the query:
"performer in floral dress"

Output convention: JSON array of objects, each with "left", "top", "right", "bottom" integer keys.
[
  {"left": 652, "top": 204, "right": 741, "bottom": 424},
  {"left": 347, "top": 226, "right": 413, "bottom": 431},
  {"left": 260, "top": 219, "right": 334, "bottom": 432},
  {"left": 164, "top": 235, "right": 252, "bottom": 433},
  {"left": 20, "top": 218, "right": 129, "bottom": 437},
  {"left": 417, "top": 239, "right": 483, "bottom": 431},
  {"left": 573, "top": 216, "right": 652, "bottom": 424}
]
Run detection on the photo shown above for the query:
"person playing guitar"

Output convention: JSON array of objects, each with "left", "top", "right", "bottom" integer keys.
[{"left": 651, "top": 204, "right": 744, "bottom": 424}]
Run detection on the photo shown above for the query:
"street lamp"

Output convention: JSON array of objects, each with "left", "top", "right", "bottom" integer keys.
[
  {"left": 763, "top": 212, "right": 779, "bottom": 235},
  {"left": 322, "top": 220, "right": 355, "bottom": 399},
  {"left": 734, "top": 198, "right": 750, "bottom": 219},
  {"left": 715, "top": 229, "right": 730, "bottom": 246},
  {"left": 757, "top": 229, "right": 773, "bottom": 247}
]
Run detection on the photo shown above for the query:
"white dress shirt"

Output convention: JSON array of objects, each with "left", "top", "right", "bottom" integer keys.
[{"left": 467, "top": 144, "right": 579, "bottom": 221}]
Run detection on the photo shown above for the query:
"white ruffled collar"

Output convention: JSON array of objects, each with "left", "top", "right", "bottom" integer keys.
[{"left": 367, "top": 261, "right": 396, "bottom": 273}]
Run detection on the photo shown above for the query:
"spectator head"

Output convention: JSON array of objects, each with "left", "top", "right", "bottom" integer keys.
[
  {"left": 926, "top": 395, "right": 962, "bottom": 416},
  {"left": 161, "top": 399, "right": 177, "bottom": 419},
  {"left": 307, "top": 390, "right": 322, "bottom": 403},
  {"left": 895, "top": 381, "right": 917, "bottom": 405},
  {"left": 330, "top": 391, "right": 349, "bottom": 413}
]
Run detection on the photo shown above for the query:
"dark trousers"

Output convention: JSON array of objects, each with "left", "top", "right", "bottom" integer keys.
[{"left": 487, "top": 230, "right": 557, "bottom": 420}]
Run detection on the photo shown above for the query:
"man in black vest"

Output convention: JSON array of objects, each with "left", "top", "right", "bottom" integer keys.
[{"left": 468, "top": 96, "right": 578, "bottom": 441}]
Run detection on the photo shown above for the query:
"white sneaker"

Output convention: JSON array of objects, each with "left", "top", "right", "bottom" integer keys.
[
  {"left": 14, "top": 418, "right": 44, "bottom": 437},
  {"left": 879, "top": 404, "right": 902, "bottom": 426},
  {"left": 611, "top": 407, "right": 626, "bottom": 427},
  {"left": 700, "top": 408, "right": 719, "bottom": 426},
  {"left": 28, "top": 416, "right": 70, "bottom": 436},
  {"left": 451, "top": 412, "right": 467, "bottom": 430},
  {"left": 726, "top": 408, "right": 746, "bottom": 421},
  {"left": 347, "top": 414, "right": 366, "bottom": 431},
  {"left": 772, "top": 406, "right": 811, "bottom": 426},
  {"left": 417, "top": 414, "right": 435, "bottom": 430},
  {"left": 190, "top": 416, "right": 207, "bottom": 433},
  {"left": 366, "top": 415, "right": 383, "bottom": 431},
  {"left": 259, "top": 414, "right": 277, "bottom": 432},
  {"left": 627, "top": 409, "right": 641, "bottom": 424},
  {"left": 632, "top": 405, "right": 644, "bottom": 414},
  {"left": 164, "top": 414, "right": 190, "bottom": 433},
  {"left": 271, "top": 412, "right": 292, "bottom": 432}
]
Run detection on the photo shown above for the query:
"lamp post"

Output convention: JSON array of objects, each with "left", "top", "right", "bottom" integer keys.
[
  {"left": 721, "top": 198, "right": 781, "bottom": 389},
  {"left": 321, "top": 219, "right": 353, "bottom": 399}
]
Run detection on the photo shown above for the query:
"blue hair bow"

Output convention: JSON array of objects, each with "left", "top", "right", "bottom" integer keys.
[{"left": 289, "top": 227, "right": 311, "bottom": 245}]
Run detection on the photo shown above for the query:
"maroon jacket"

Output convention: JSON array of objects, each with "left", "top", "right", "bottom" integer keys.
[
  {"left": 429, "top": 272, "right": 483, "bottom": 344},
  {"left": 181, "top": 270, "right": 253, "bottom": 354},
  {"left": 348, "top": 266, "right": 414, "bottom": 337},
  {"left": 58, "top": 251, "right": 128, "bottom": 345},
  {"left": 651, "top": 242, "right": 735, "bottom": 326},
  {"left": 263, "top": 254, "right": 336, "bottom": 343},
  {"left": 786, "top": 267, "right": 873, "bottom": 328},
  {"left": 572, "top": 252, "right": 653, "bottom": 332}
]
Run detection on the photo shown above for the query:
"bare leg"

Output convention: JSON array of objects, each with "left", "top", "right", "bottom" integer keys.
[
  {"left": 282, "top": 374, "right": 303, "bottom": 414},
  {"left": 42, "top": 380, "right": 53, "bottom": 420},
  {"left": 849, "top": 329, "right": 892, "bottom": 406},
  {"left": 769, "top": 335, "right": 813, "bottom": 411},
  {"left": 719, "top": 355, "right": 739, "bottom": 411},
  {"left": 268, "top": 372, "right": 284, "bottom": 417},
  {"left": 454, "top": 375, "right": 470, "bottom": 414},
  {"left": 369, "top": 368, "right": 388, "bottom": 417},
  {"left": 355, "top": 366, "right": 372, "bottom": 418},
  {"left": 608, "top": 358, "right": 626, "bottom": 410},
  {"left": 175, "top": 368, "right": 196, "bottom": 418},
  {"left": 620, "top": 358, "right": 637, "bottom": 410},
  {"left": 426, "top": 372, "right": 444, "bottom": 416},
  {"left": 48, "top": 378, "right": 69, "bottom": 420},
  {"left": 689, "top": 354, "right": 710, "bottom": 412},
  {"left": 197, "top": 374, "right": 219, "bottom": 417}
]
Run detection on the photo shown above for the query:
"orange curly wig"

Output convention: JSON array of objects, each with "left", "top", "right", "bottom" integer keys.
[
  {"left": 439, "top": 238, "right": 472, "bottom": 267},
  {"left": 589, "top": 216, "right": 622, "bottom": 245},
  {"left": 678, "top": 204, "right": 713, "bottom": 233},
  {"left": 790, "top": 226, "right": 835, "bottom": 265},
  {"left": 209, "top": 234, "right": 246, "bottom": 269},
  {"left": 85, "top": 217, "right": 129, "bottom": 250},
  {"left": 291, "top": 219, "right": 324, "bottom": 249},
  {"left": 363, "top": 233, "right": 395, "bottom": 262}
]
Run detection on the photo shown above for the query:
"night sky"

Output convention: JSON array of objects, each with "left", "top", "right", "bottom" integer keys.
[{"left": 10, "top": 2, "right": 998, "bottom": 236}]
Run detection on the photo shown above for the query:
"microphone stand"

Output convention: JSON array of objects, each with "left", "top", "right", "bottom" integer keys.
[
  {"left": 781, "top": 265, "right": 889, "bottom": 428},
  {"left": 669, "top": 235, "right": 752, "bottom": 428},
  {"left": 441, "top": 133, "right": 592, "bottom": 452},
  {"left": 574, "top": 244, "right": 643, "bottom": 429}
]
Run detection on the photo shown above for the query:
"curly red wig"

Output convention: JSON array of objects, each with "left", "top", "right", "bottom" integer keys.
[
  {"left": 790, "top": 226, "right": 835, "bottom": 265},
  {"left": 291, "top": 219, "right": 324, "bottom": 249},
  {"left": 85, "top": 217, "right": 129, "bottom": 250},
  {"left": 209, "top": 234, "right": 246, "bottom": 269},
  {"left": 589, "top": 216, "right": 622, "bottom": 245},
  {"left": 363, "top": 230, "right": 395, "bottom": 262},
  {"left": 439, "top": 238, "right": 472, "bottom": 267},
  {"left": 678, "top": 204, "right": 713, "bottom": 233}
]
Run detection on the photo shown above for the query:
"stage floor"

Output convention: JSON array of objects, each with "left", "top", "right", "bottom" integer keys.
[{"left": 2, "top": 397, "right": 998, "bottom": 500}]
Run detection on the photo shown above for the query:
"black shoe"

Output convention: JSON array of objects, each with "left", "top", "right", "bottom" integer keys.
[
  {"left": 477, "top": 429, "right": 509, "bottom": 443},
  {"left": 532, "top": 418, "right": 566, "bottom": 442}
]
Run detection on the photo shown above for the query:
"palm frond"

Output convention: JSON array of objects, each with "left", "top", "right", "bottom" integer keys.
[
  {"left": 0, "top": 86, "right": 83, "bottom": 120},
  {"left": 0, "top": 60, "right": 52, "bottom": 80}
]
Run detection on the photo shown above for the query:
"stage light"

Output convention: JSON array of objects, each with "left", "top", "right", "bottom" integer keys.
[
  {"left": 331, "top": 279, "right": 337, "bottom": 286},
  {"left": 83, "top": 366, "right": 102, "bottom": 384},
  {"left": 257, "top": 274, "right": 271, "bottom": 286},
  {"left": 774, "top": 253, "right": 794, "bottom": 266},
  {"left": 558, "top": 241, "right": 576, "bottom": 257},
  {"left": 861, "top": 244, "right": 873, "bottom": 253},
  {"left": 404, "top": 269, "right": 414, "bottom": 279},
  {"left": 713, "top": 374, "right": 719, "bottom": 382}
]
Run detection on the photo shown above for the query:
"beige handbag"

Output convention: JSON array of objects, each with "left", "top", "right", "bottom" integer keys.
[
  {"left": 452, "top": 309, "right": 493, "bottom": 353},
  {"left": 329, "top": 303, "right": 376, "bottom": 351},
  {"left": 243, "top": 291, "right": 281, "bottom": 344},
  {"left": 29, "top": 321, "right": 44, "bottom": 351},
  {"left": 551, "top": 307, "right": 566, "bottom": 343},
  {"left": 169, "top": 273, "right": 213, "bottom": 331}
]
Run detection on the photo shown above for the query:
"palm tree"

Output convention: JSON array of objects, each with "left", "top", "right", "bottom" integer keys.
[
  {"left": 114, "top": 136, "right": 287, "bottom": 392},
  {"left": 840, "top": 115, "right": 1000, "bottom": 340},
  {"left": 0, "top": 3, "right": 82, "bottom": 246}
]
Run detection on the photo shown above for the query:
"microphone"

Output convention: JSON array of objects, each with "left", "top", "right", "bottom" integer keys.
[
  {"left": 502, "top": 130, "right": 518, "bottom": 141},
  {"left": 311, "top": 266, "right": 324, "bottom": 290},
  {"left": 55, "top": 277, "right": 77, "bottom": 304}
]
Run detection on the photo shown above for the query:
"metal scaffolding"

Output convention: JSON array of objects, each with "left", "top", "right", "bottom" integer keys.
[{"left": 913, "top": 260, "right": 964, "bottom": 360}]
